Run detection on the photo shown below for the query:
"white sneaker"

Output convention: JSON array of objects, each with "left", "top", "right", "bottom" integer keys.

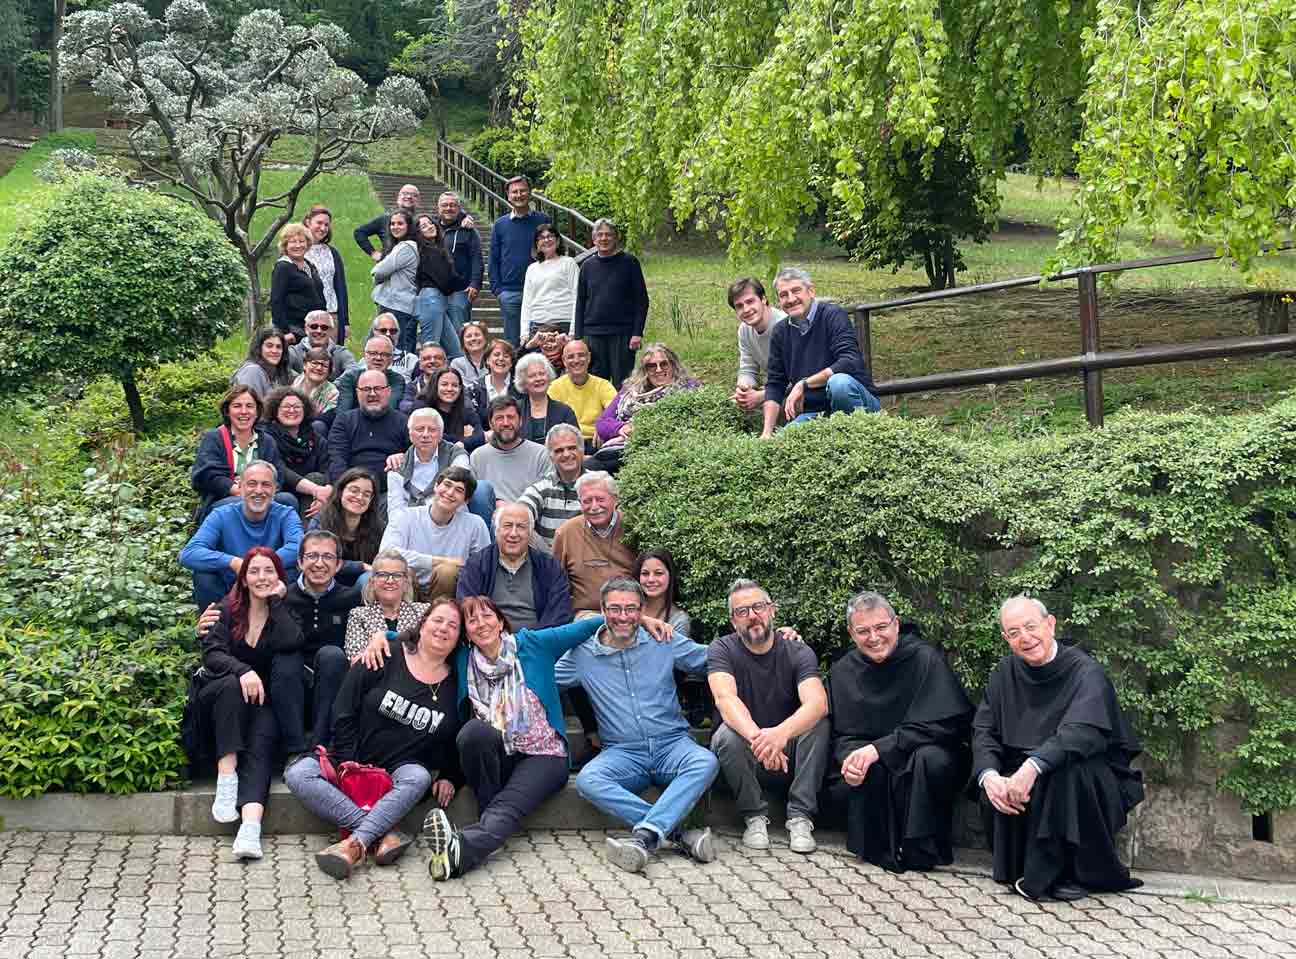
[
  {"left": 232, "top": 822, "right": 263, "bottom": 860},
  {"left": 211, "top": 773, "right": 239, "bottom": 824},
  {"left": 742, "top": 815, "right": 770, "bottom": 850},
  {"left": 786, "top": 817, "right": 816, "bottom": 854}
]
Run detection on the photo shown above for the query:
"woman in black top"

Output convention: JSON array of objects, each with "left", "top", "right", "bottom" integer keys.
[
  {"left": 263, "top": 387, "right": 331, "bottom": 517},
  {"left": 269, "top": 222, "right": 326, "bottom": 344},
  {"left": 413, "top": 367, "right": 485, "bottom": 452},
  {"left": 192, "top": 546, "right": 307, "bottom": 861},
  {"left": 413, "top": 214, "right": 467, "bottom": 360},
  {"left": 286, "top": 598, "right": 465, "bottom": 878}
]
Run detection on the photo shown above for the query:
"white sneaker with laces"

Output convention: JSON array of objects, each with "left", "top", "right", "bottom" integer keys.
[
  {"left": 211, "top": 773, "right": 239, "bottom": 824},
  {"left": 786, "top": 816, "right": 816, "bottom": 854},
  {"left": 231, "top": 822, "right": 263, "bottom": 860},
  {"left": 742, "top": 815, "right": 771, "bottom": 850}
]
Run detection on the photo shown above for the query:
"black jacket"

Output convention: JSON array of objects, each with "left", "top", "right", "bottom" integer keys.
[
  {"left": 191, "top": 425, "right": 286, "bottom": 510},
  {"left": 270, "top": 258, "right": 326, "bottom": 342},
  {"left": 326, "top": 407, "right": 409, "bottom": 484},
  {"left": 283, "top": 581, "right": 363, "bottom": 657},
  {"left": 201, "top": 598, "right": 305, "bottom": 678},
  {"left": 455, "top": 546, "right": 574, "bottom": 629}
]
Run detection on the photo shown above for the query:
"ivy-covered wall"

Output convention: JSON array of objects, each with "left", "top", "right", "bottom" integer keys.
[{"left": 618, "top": 387, "right": 1296, "bottom": 815}]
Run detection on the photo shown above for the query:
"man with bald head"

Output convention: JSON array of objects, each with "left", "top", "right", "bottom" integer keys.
[
  {"left": 825, "top": 590, "right": 973, "bottom": 873},
  {"left": 326, "top": 368, "right": 409, "bottom": 484},
  {"left": 456, "top": 502, "right": 573, "bottom": 630},
  {"left": 355, "top": 183, "right": 426, "bottom": 261},
  {"left": 973, "top": 595, "right": 1145, "bottom": 902}
]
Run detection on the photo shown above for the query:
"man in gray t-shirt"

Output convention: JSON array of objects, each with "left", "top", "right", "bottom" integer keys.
[
  {"left": 707, "top": 578, "right": 829, "bottom": 854},
  {"left": 728, "top": 277, "right": 786, "bottom": 412},
  {"left": 379, "top": 466, "right": 489, "bottom": 599},
  {"left": 469, "top": 395, "right": 552, "bottom": 504}
]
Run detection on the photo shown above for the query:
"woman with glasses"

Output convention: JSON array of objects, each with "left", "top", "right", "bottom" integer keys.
[
  {"left": 264, "top": 387, "right": 332, "bottom": 518},
  {"left": 590, "top": 343, "right": 699, "bottom": 473},
  {"left": 413, "top": 214, "right": 467, "bottom": 361},
  {"left": 371, "top": 211, "right": 420, "bottom": 354},
  {"left": 521, "top": 223, "right": 578, "bottom": 342},
  {"left": 311, "top": 469, "right": 385, "bottom": 588},
  {"left": 293, "top": 347, "right": 341, "bottom": 420},
  {"left": 302, "top": 205, "right": 350, "bottom": 344},
  {"left": 343, "top": 549, "right": 429, "bottom": 659}
]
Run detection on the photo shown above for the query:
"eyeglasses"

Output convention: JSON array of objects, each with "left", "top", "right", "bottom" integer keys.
[
  {"left": 372, "top": 571, "right": 405, "bottom": 581},
  {"left": 357, "top": 386, "right": 389, "bottom": 395},
  {"left": 851, "top": 617, "right": 896, "bottom": 640},
  {"left": 306, "top": 323, "right": 331, "bottom": 331},
  {"left": 302, "top": 552, "right": 338, "bottom": 564},
  {"left": 1004, "top": 621, "right": 1046, "bottom": 642},
  {"left": 305, "top": 359, "right": 329, "bottom": 367},
  {"left": 731, "top": 600, "right": 773, "bottom": 618},
  {"left": 365, "top": 350, "right": 394, "bottom": 359},
  {"left": 604, "top": 604, "right": 641, "bottom": 616},
  {"left": 644, "top": 360, "right": 671, "bottom": 371}
]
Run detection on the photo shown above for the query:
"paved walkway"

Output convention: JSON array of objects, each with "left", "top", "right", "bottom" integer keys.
[{"left": 3, "top": 829, "right": 1294, "bottom": 959}]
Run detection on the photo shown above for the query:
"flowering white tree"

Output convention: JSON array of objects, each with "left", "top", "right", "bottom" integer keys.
[{"left": 60, "top": 0, "right": 429, "bottom": 329}]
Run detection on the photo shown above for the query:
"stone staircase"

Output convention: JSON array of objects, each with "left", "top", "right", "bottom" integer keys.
[{"left": 369, "top": 172, "right": 503, "bottom": 338}]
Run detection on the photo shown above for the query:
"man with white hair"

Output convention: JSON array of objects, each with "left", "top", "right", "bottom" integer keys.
[
  {"left": 385, "top": 408, "right": 495, "bottom": 521},
  {"left": 288, "top": 310, "right": 356, "bottom": 380},
  {"left": 518, "top": 423, "right": 586, "bottom": 553},
  {"left": 552, "top": 470, "right": 636, "bottom": 614},
  {"left": 973, "top": 595, "right": 1145, "bottom": 902},
  {"left": 760, "top": 266, "right": 880, "bottom": 438},
  {"left": 456, "top": 502, "right": 573, "bottom": 630}
]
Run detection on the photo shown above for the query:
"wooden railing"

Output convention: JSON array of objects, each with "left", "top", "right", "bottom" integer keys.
[
  {"left": 851, "top": 244, "right": 1296, "bottom": 427},
  {"left": 435, "top": 139, "right": 595, "bottom": 257}
]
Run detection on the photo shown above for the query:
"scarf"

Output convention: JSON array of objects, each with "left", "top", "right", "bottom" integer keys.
[
  {"left": 616, "top": 380, "right": 689, "bottom": 421},
  {"left": 467, "top": 633, "right": 532, "bottom": 754},
  {"left": 266, "top": 422, "right": 315, "bottom": 471}
]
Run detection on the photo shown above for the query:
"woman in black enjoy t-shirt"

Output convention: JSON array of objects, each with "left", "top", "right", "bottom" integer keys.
[{"left": 285, "top": 598, "right": 465, "bottom": 879}]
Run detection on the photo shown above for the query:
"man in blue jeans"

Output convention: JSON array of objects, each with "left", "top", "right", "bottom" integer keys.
[
  {"left": 556, "top": 576, "right": 718, "bottom": 873},
  {"left": 489, "top": 175, "right": 550, "bottom": 345},
  {"left": 760, "top": 266, "right": 881, "bottom": 438}
]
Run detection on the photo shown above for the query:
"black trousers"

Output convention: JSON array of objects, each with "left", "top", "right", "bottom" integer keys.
[
  {"left": 456, "top": 719, "right": 569, "bottom": 873},
  {"left": 585, "top": 333, "right": 635, "bottom": 389},
  {"left": 308, "top": 645, "right": 349, "bottom": 748}
]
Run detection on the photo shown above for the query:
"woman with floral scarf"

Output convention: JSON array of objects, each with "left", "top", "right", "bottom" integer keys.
[{"left": 590, "top": 343, "right": 698, "bottom": 473}]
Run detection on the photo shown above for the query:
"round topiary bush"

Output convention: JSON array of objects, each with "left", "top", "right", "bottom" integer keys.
[{"left": 0, "top": 171, "right": 246, "bottom": 432}]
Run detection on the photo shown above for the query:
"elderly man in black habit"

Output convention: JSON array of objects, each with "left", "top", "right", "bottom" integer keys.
[
  {"left": 973, "top": 595, "right": 1145, "bottom": 902},
  {"left": 825, "top": 591, "right": 974, "bottom": 873}
]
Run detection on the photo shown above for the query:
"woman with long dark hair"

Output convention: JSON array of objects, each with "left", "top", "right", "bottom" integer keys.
[
  {"left": 310, "top": 468, "right": 384, "bottom": 586},
  {"left": 415, "top": 367, "right": 485, "bottom": 451},
  {"left": 191, "top": 546, "right": 307, "bottom": 860},
  {"left": 413, "top": 214, "right": 467, "bottom": 360},
  {"left": 232, "top": 329, "right": 294, "bottom": 399},
  {"left": 286, "top": 598, "right": 464, "bottom": 879},
  {"left": 371, "top": 210, "right": 420, "bottom": 354}
]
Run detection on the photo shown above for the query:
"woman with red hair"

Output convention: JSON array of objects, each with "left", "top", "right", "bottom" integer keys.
[{"left": 191, "top": 546, "right": 307, "bottom": 860}]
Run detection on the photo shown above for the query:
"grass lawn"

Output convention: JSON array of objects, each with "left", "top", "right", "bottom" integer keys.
[{"left": 0, "top": 131, "right": 97, "bottom": 247}]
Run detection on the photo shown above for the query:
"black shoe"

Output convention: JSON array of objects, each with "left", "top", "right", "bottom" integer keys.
[
  {"left": 1013, "top": 878, "right": 1047, "bottom": 902},
  {"left": 1049, "top": 883, "right": 1090, "bottom": 902}
]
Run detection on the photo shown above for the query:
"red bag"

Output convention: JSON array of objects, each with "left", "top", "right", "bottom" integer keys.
[{"left": 316, "top": 746, "right": 393, "bottom": 839}]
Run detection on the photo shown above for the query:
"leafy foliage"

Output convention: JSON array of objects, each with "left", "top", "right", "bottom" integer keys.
[
  {"left": 620, "top": 387, "right": 1296, "bottom": 812},
  {"left": 466, "top": 125, "right": 550, "bottom": 184},
  {"left": 0, "top": 172, "right": 245, "bottom": 432},
  {"left": 542, "top": 171, "right": 622, "bottom": 229}
]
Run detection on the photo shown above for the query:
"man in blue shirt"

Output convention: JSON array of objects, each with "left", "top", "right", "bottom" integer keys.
[
  {"left": 179, "top": 460, "right": 303, "bottom": 608},
  {"left": 489, "top": 175, "right": 551, "bottom": 345},
  {"left": 760, "top": 266, "right": 880, "bottom": 438},
  {"left": 556, "top": 576, "right": 718, "bottom": 873}
]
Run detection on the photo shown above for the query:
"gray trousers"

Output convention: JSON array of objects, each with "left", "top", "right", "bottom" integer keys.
[
  {"left": 285, "top": 756, "right": 431, "bottom": 849},
  {"left": 711, "top": 718, "right": 831, "bottom": 821}
]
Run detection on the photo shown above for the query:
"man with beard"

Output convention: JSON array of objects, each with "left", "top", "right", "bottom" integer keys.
[
  {"left": 825, "top": 591, "right": 973, "bottom": 873},
  {"left": 974, "top": 595, "right": 1145, "bottom": 902},
  {"left": 708, "top": 580, "right": 829, "bottom": 853},
  {"left": 326, "top": 370, "right": 409, "bottom": 485},
  {"left": 556, "top": 577, "right": 717, "bottom": 873},
  {"left": 468, "top": 395, "right": 552, "bottom": 504}
]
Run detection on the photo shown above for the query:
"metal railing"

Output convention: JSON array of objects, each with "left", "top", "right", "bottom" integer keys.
[
  {"left": 435, "top": 139, "right": 595, "bottom": 258},
  {"left": 851, "top": 245, "right": 1296, "bottom": 427}
]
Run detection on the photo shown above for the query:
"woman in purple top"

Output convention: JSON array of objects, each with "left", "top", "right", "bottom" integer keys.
[{"left": 590, "top": 343, "right": 698, "bottom": 473}]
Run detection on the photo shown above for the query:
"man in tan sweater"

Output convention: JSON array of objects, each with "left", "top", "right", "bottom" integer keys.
[{"left": 552, "top": 471, "right": 637, "bottom": 613}]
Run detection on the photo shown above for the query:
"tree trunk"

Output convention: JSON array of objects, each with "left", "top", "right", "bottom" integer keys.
[
  {"left": 49, "top": 0, "right": 65, "bottom": 133},
  {"left": 923, "top": 248, "right": 938, "bottom": 290},
  {"left": 4, "top": 65, "right": 15, "bottom": 114},
  {"left": 119, "top": 367, "right": 146, "bottom": 434},
  {"left": 942, "top": 235, "right": 957, "bottom": 289},
  {"left": 244, "top": 257, "right": 265, "bottom": 336},
  {"left": 1257, "top": 292, "right": 1291, "bottom": 335}
]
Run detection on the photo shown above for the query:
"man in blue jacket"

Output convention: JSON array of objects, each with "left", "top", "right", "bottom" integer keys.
[
  {"left": 456, "top": 503, "right": 573, "bottom": 629},
  {"left": 760, "top": 267, "right": 880, "bottom": 439},
  {"left": 180, "top": 460, "right": 303, "bottom": 608},
  {"left": 489, "top": 176, "right": 550, "bottom": 345},
  {"left": 437, "top": 192, "right": 484, "bottom": 333}
]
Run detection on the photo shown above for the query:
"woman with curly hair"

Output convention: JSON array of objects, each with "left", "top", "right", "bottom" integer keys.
[
  {"left": 263, "top": 387, "right": 331, "bottom": 517},
  {"left": 270, "top": 222, "right": 326, "bottom": 344}
]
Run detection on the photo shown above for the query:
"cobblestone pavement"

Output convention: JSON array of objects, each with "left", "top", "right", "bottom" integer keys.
[{"left": 2, "top": 830, "right": 1294, "bottom": 959}]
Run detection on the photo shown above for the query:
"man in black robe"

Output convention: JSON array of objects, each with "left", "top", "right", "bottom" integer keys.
[
  {"left": 825, "top": 591, "right": 973, "bottom": 872},
  {"left": 973, "top": 595, "right": 1145, "bottom": 902}
]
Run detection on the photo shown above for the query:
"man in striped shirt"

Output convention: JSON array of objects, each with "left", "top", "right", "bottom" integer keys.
[{"left": 518, "top": 423, "right": 586, "bottom": 554}]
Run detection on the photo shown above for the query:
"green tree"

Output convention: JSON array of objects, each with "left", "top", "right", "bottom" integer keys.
[
  {"left": 59, "top": 0, "right": 428, "bottom": 330},
  {"left": 0, "top": 171, "right": 247, "bottom": 432},
  {"left": 0, "top": 0, "right": 28, "bottom": 113}
]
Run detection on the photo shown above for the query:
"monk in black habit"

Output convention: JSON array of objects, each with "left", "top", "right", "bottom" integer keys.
[
  {"left": 825, "top": 591, "right": 973, "bottom": 873},
  {"left": 973, "top": 596, "right": 1145, "bottom": 902}
]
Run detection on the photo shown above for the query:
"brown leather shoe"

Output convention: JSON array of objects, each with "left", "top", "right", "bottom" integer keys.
[
  {"left": 314, "top": 836, "right": 365, "bottom": 879},
  {"left": 373, "top": 831, "right": 413, "bottom": 866}
]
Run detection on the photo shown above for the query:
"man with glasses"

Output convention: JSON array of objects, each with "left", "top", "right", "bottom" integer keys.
[
  {"left": 973, "top": 595, "right": 1144, "bottom": 903},
  {"left": 556, "top": 577, "right": 717, "bottom": 873},
  {"left": 288, "top": 310, "right": 356, "bottom": 381},
  {"left": 824, "top": 591, "right": 973, "bottom": 873},
  {"left": 708, "top": 579, "right": 829, "bottom": 853},
  {"left": 369, "top": 314, "right": 420, "bottom": 378},
  {"left": 334, "top": 334, "right": 412, "bottom": 413},
  {"left": 327, "top": 370, "right": 409, "bottom": 485}
]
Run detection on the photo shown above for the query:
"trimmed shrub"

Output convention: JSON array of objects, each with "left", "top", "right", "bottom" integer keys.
[
  {"left": 618, "top": 386, "right": 1296, "bottom": 812},
  {"left": 466, "top": 126, "right": 550, "bottom": 184},
  {"left": 542, "top": 171, "right": 622, "bottom": 226}
]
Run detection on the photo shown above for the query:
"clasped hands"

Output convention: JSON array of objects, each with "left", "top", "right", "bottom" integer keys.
[{"left": 982, "top": 762, "right": 1039, "bottom": 816}]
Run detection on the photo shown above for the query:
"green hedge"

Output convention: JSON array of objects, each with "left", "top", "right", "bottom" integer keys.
[{"left": 619, "top": 387, "right": 1296, "bottom": 813}]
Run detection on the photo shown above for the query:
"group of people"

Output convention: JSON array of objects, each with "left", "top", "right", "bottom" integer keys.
[{"left": 177, "top": 181, "right": 1145, "bottom": 904}]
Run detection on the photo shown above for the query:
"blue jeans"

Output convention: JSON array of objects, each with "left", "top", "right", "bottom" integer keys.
[
  {"left": 286, "top": 756, "right": 432, "bottom": 850},
  {"left": 446, "top": 291, "right": 470, "bottom": 339},
  {"left": 469, "top": 480, "right": 496, "bottom": 541},
  {"left": 497, "top": 290, "right": 523, "bottom": 345},
  {"left": 389, "top": 308, "right": 417, "bottom": 354},
  {"left": 414, "top": 289, "right": 465, "bottom": 360},
  {"left": 574, "top": 733, "right": 719, "bottom": 844},
  {"left": 789, "top": 372, "right": 881, "bottom": 426}
]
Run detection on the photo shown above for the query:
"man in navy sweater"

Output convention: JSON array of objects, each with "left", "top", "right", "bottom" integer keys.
[
  {"left": 180, "top": 460, "right": 303, "bottom": 608},
  {"left": 327, "top": 370, "right": 410, "bottom": 485},
  {"left": 573, "top": 219, "right": 649, "bottom": 388},
  {"left": 489, "top": 175, "right": 551, "bottom": 345},
  {"left": 761, "top": 267, "right": 880, "bottom": 439}
]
